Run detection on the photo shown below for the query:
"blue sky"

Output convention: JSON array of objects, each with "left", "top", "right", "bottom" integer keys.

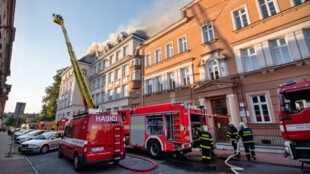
[{"left": 5, "top": 0, "right": 189, "bottom": 113}]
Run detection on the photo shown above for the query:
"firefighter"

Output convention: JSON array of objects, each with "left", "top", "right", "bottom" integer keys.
[
  {"left": 193, "top": 125, "right": 215, "bottom": 164},
  {"left": 227, "top": 122, "right": 240, "bottom": 156},
  {"left": 238, "top": 122, "right": 256, "bottom": 161}
]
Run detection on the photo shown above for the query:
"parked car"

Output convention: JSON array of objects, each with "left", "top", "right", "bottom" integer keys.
[
  {"left": 14, "top": 129, "right": 34, "bottom": 139},
  {"left": 18, "top": 131, "right": 63, "bottom": 154},
  {"left": 58, "top": 114, "right": 125, "bottom": 171},
  {"left": 15, "top": 130, "right": 48, "bottom": 144}
]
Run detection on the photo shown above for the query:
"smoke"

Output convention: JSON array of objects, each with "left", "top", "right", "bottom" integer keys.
[{"left": 86, "top": 0, "right": 191, "bottom": 56}]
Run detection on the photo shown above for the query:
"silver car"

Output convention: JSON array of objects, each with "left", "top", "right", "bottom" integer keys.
[
  {"left": 15, "top": 130, "right": 48, "bottom": 144},
  {"left": 18, "top": 131, "right": 63, "bottom": 154}
]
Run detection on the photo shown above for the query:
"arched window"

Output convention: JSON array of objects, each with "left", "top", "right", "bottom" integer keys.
[{"left": 208, "top": 60, "right": 219, "bottom": 80}]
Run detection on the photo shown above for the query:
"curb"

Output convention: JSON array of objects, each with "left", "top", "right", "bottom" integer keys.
[{"left": 25, "top": 156, "right": 39, "bottom": 174}]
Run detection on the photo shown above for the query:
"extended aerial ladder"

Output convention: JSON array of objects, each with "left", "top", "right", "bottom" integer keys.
[{"left": 53, "top": 14, "right": 94, "bottom": 110}]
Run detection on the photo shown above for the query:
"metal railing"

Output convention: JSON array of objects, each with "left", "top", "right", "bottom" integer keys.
[{"left": 209, "top": 127, "right": 284, "bottom": 147}]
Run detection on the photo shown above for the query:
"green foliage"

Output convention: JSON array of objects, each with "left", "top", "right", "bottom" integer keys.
[
  {"left": 5, "top": 115, "right": 26, "bottom": 127},
  {"left": 40, "top": 68, "right": 66, "bottom": 121}
]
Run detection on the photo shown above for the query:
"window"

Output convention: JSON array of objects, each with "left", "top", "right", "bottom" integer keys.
[
  {"left": 202, "top": 23, "right": 214, "bottom": 43},
  {"left": 123, "top": 85, "right": 129, "bottom": 97},
  {"left": 93, "top": 65, "right": 97, "bottom": 75},
  {"left": 208, "top": 60, "right": 220, "bottom": 80},
  {"left": 91, "top": 80, "right": 95, "bottom": 90},
  {"left": 124, "top": 46, "right": 129, "bottom": 57},
  {"left": 115, "top": 87, "right": 121, "bottom": 99},
  {"left": 178, "top": 36, "right": 188, "bottom": 53},
  {"left": 146, "top": 54, "right": 152, "bottom": 67},
  {"left": 233, "top": 7, "right": 249, "bottom": 30},
  {"left": 64, "top": 125, "right": 75, "bottom": 138},
  {"left": 258, "top": 0, "right": 278, "bottom": 19},
  {"left": 292, "top": 0, "right": 309, "bottom": 6},
  {"left": 132, "top": 104, "right": 139, "bottom": 108},
  {"left": 270, "top": 38, "right": 292, "bottom": 65},
  {"left": 116, "top": 51, "right": 121, "bottom": 61},
  {"left": 168, "top": 72, "right": 176, "bottom": 89},
  {"left": 146, "top": 79, "right": 153, "bottom": 94},
  {"left": 110, "top": 55, "right": 114, "bottom": 65},
  {"left": 101, "top": 92, "right": 105, "bottom": 102},
  {"left": 250, "top": 94, "right": 271, "bottom": 123},
  {"left": 109, "top": 72, "right": 114, "bottom": 82},
  {"left": 182, "top": 68, "right": 190, "bottom": 86},
  {"left": 166, "top": 43, "right": 174, "bottom": 58},
  {"left": 146, "top": 117, "right": 163, "bottom": 135},
  {"left": 280, "top": 88, "right": 310, "bottom": 114},
  {"left": 131, "top": 58, "right": 141, "bottom": 66},
  {"left": 156, "top": 76, "right": 163, "bottom": 92},
  {"left": 241, "top": 47, "right": 259, "bottom": 72},
  {"left": 101, "top": 75, "right": 106, "bottom": 87},
  {"left": 116, "top": 69, "right": 121, "bottom": 79},
  {"left": 304, "top": 28, "right": 310, "bottom": 48},
  {"left": 106, "top": 108, "right": 111, "bottom": 114},
  {"left": 211, "top": 99, "right": 228, "bottom": 116},
  {"left": 123, "top": 65, "right": 129, "bottom": 76},
  {"left": 97, "top": 62, "right": 102, "bottom": 72},
  {"left": 82, "top": 70, "right": 87, "bottom": 76},
  {"left": 103, "top": 59, "right": 108, "bottom": 68},
  {"left": 96, "top": 78, "right": 100, "bottom": 89},
  {"left": 155, "top": 49, "right": 162, "bottom": 63},
  {"left": 131, "top": 70, "right": 140, "bottom": 80},
  {"left": 95, "top": 94, "right": 99, "bottom": 104},
  {"left": 108, "top": 90, "right": 113, "bottom": 100}
]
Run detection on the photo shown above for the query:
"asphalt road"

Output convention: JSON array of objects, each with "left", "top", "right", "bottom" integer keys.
[{"left": 25, "top": 148, "right": 306, "bottom": 174}]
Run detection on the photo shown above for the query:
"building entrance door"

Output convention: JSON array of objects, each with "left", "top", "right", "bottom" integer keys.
[{"left": 211, "top": 98, "right": 229, "bottom": 142}]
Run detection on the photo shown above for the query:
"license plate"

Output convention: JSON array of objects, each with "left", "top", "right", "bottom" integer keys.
[{"left": 91, "top": 147, "right": 104, "bottom": 152}]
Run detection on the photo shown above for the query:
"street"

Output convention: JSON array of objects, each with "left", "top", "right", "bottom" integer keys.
[{"left": 25, "top": 148, "right": 305, "bottom": 174}]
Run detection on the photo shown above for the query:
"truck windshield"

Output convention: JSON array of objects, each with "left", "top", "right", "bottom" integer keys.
[{"left": 280, "top": 88, "right": 310, "bottom": 114}]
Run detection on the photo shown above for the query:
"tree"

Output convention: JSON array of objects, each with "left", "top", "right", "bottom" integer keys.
[
  {"left": 40, "top": 68, "right": 66, "bottom": 121},
  {"left": 5, "top": 115, "right": 26, "bottom": 127}
]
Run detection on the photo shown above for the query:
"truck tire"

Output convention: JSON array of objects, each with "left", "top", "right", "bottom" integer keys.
[
  {"left": 58, "top": 147, "right": 64, "bottom": 158},
  {"left": 148, "top": 140, "right": 162, "bottom": 159},
  {"left": 74, "top": 155, "right": 82, "bottom": 171}
]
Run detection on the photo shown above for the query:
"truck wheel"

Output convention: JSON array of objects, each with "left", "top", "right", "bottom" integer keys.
[
  {"left": 58, "top": 147, "right": 64, "bottom": 158},
  {"left": 74, "top": 155, "right": 82, "bottom": 171},
  {"left": 148, "top": 140, "right": 162, "bottom": 159},
  {"left": 40, "top": 145, "right": 49, "bottom": 154}
]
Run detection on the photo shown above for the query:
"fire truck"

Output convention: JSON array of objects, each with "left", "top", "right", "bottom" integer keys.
[
  {"left": 53, "top": 14, "right": 125, "bottom": 170},
  {"left": 279, "top": 80, "right": 310, "bottom": 166},
  {"left": 118, "top": 103, "right": 207, "bottom": 158}
]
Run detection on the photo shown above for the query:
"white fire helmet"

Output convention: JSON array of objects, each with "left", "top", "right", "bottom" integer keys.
[
  {"left": 229, "top": 122, "right": 234, "bottom": 126},
  {"left": 239, "top": 122, "right": 246, "bottom": 127},
  {"left": 203, "top": 125, "right": 208, "bottom": 131}
]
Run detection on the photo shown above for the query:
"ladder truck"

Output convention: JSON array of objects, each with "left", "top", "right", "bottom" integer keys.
[{"left": 53, "top": 14, "right": 125, "bottom": 170}]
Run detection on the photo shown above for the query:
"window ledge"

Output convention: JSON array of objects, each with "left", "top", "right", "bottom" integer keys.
[{"left": 201, "top": 39, "right": 218, "bottom": 46}]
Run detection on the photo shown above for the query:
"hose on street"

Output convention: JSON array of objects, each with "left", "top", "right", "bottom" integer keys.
[
  {"left": 118, "top": 153, "right": 158, "bottom": 172},
  {"left": 224, "top": 140, "right": 244, "bottom": 174}
]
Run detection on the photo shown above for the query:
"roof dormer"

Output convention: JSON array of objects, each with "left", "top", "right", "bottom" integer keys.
[{"left": 117, "top": 31, "right": 128, "bottom": 44}]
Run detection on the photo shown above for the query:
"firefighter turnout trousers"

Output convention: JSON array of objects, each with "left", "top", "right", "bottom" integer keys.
[{"left": 194, "top": 130, "right": 214, "bottom": 164}]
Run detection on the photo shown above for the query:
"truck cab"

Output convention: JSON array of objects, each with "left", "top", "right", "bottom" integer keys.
[{"left": 279, "top": 80, "right": 310, "bottom": 160}]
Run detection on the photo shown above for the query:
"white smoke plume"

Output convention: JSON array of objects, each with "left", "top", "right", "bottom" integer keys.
[{"left": 86, "top": 0, "right": 191, "bottom": 56}]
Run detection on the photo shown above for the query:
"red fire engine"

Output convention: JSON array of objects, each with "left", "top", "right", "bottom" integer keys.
[
  {"left": 279, "top": 80, "right": 310, "bottom": 167},
  {"left": 118, "top": 102, "right": 207, "bottom": 158}
]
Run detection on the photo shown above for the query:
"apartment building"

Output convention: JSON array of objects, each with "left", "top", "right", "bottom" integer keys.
[
  {"left": 139, "top": 0, "right": 310, "bottom": 143},
  {"left": 0, "top": 0, "right": 15, "bottom": 125},
  {"left": 56, "top": 56, "right": 95, "bottom": 121},
  {"left": 89, "top": 32, "right": 146, "bottom": 113}
]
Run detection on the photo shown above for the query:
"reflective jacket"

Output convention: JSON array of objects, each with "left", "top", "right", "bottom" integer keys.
[
  {"left": 227, "top": 127, "right": 239, "bottom": 141},
  {"left": 193, "top": 130, "right": 213, "bottom": 149},
  {"left": 238, "top": 127, "right": 254, "bottom": 143}
]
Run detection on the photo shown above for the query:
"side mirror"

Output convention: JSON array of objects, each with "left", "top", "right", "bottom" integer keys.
[{"left": 281, "top": 106, "right": 289, "bottom": 114}]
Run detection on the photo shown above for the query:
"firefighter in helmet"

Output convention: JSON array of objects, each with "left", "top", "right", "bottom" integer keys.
[
  {"left": 193, "top": 125, "right": 215, "bottom": 164},
  {"left": 238, "top": 122, "right": 256, "bottom": 161},
  {"left": 227, "top": 122, "right": 240, "bottom": 156}
]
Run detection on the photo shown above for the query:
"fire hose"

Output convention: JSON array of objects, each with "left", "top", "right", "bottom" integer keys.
[
  {"left": 224, "top": 140, "right": 244, "bottom": 174},
  {"left": 118, "top": 153, "right": 158, "bottom": 172}
]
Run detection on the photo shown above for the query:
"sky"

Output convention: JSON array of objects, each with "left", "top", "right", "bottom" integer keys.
[{"left": 5, "top": 0, "right": 190, "bottom": 114}]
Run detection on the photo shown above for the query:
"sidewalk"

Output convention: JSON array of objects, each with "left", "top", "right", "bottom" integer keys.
[
  {"left": 187, "top": 148, "right": 309, "bottom": 168},
  {"left": 0, "top": 131, "right": 35, "bottom": 174}
]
